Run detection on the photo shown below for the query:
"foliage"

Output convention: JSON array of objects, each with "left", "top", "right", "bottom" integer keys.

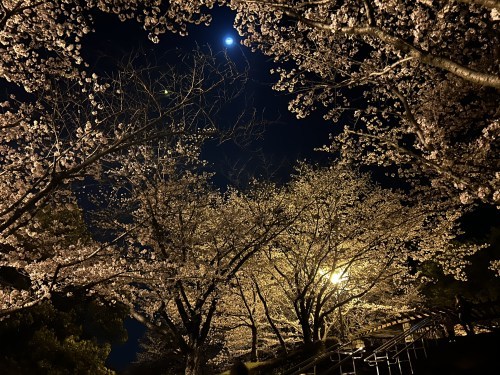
[
  {"left": 0, "top": 295, "right": 127, "bottom": 375},
  {"left": 421, "top": 217, "right": 500, "bottom": 307},
  {"left": 217, "top": 162, "right": 477, "bottom": 359},
  {"left": 217, "top": 274, "right": 263, "bottom": 362},
  {"left": 1, "top": 1, "right": 498, "bottom": 373},
  {"left": 128, "top": 328, "right": 228, "bottom": 375},
  {"left": 0, "top": 0, "right": 219, "bottom": 92},
  {"left": 99, "top": 147, "right": 298, "bottom": 374},
  {"left": 1, "top": 0, "right": 252, "bottom": 318},
  {"left": 126, "top": 330, "right": 186, "bottom": 375}
]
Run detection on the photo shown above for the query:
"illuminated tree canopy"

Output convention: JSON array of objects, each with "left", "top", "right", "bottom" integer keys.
[{"left": 0, "top": 1, "right": 498, "bottom": 374}]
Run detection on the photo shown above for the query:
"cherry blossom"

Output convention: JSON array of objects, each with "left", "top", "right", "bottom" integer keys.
[{"left": 227, "top": 0, "right": 499, "bottom": 206}]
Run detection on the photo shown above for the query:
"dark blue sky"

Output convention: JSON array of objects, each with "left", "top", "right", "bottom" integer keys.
[{"left": 84, "top": 6, "right": 334, "bottom": 187}]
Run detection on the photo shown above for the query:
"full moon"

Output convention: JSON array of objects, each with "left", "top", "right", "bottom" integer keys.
[{"left": 224, "top": 36, "right": 234, "bottom": 46}]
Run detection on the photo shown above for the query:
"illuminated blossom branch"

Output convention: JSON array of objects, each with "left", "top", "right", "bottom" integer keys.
[
  {"left": 229, "top": 0, "right": 499, "bottom": 206},
  {"left": 0, "top": 49, "right": 251, "bottom": 318}
]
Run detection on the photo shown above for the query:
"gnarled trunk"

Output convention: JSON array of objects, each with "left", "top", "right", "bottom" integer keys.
[
  {"left": 299, "top": 313, "right": 313, "bottom": 345},
  {"left": 184, "top": 347, "right": 203, "bottom": 375}
]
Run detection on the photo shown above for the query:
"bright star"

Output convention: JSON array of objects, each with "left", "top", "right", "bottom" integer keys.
[{"left": 224, "top": 36, "right": 234, "bottom": 46}]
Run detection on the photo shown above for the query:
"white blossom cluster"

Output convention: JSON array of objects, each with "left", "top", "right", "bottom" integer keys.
[
  {"left": 0, "top": 43, "right": 246, "bottom": 324},
  {"left": 229, "top": 0, "right": 499, "bottom": 206},
  {"left": 0, "top": 0, "right": 218, "bottom": 92}
]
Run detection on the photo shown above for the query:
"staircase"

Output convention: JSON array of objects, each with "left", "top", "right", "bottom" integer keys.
[
  {"left": 278, "top": 301, "right": 500, "bottom": 375},
  {"left": 282, "top": 332, "right": 500, "bottom": 375}
]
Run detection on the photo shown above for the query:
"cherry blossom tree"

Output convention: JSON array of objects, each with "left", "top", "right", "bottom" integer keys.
[
  {"left": 3, "top": 1, "right": 498, "bottom": 209},
  {"left": 2, "top": 2, "right": 498, "bottom": 371},
  {"left": 105, "top": 151, "right": 299, "bottom": 375},
  {"left": 215, "top": 259, "right": 288, "bottom": 363},
  {"left": 244, "top": 162, "right": 479, "bottom": 347},
  {"left": 217, "top": 274, "right": 262, "bottom": 362},
  {"left": 226, "top": 0, "right": 499, "bottom": 206},
  {"left": 0, "top": 49, "right": 249, "bottom": 317},
  {"left": 223, "top": 257, "right": 298, "bottom": 357}
]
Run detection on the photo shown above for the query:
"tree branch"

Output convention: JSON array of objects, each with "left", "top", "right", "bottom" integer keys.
[
  {"left": 253, "top": 276, "right": 287, "bottom": 353},
  {"left": 276, "top": 6, "right": 500, "bottom": 88}
]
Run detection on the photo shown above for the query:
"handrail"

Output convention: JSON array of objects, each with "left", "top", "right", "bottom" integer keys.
[
  {"left": 365, "top": 317, "right": 433, "bottom": 363},
  {"left": 261, "top": 302, "right": 500, "bottom": 375},
  {"left": 284, "top": 341, "right": 340, "bottom": 375},
  {"left": 285, "top": 341, "right": 360, "bottom": 375},
  {"left": 287, "top": 318, "right": 435, "bottom": 374},
  {"left": 318, "top": 348, "right": 364, "bottom": 375},
  {"left": 391, "top": 325, "right": 433, "bottom": 358},
  {"left": 285, "top": 350, "right": 335, "bottom": 375},
  {"left": 375, "top": 317, "right": 430, "bottom": 352}
]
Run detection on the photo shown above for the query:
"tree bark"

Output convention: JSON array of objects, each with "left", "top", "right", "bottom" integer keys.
[
  {"left": 297, "top": 304, "right": 313, "bottom": 344},
  {"left": 301, "top": 318, "right": 313, "bottom": 344},
  {"left": 312, "top": 317, "right": 323, "bottom": 342},
  {"left": 250, "top": 325, "right": 258, "bottom": 362},
  {"left": 185, "top": 347, "right": 203, "bottom": 375}
]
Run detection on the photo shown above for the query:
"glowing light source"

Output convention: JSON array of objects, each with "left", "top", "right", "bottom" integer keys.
[
  {"left": 319, "top": 267, "right": 349, "bottom": 285},
  {"left": 329, "top": 269, "right": 348, "bottom": 284},
  {"left": 224, "top": 36, "right": 235, "bottom": 46}
]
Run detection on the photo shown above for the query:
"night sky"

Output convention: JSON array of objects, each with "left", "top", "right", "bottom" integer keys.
[
  {"left": 84, "top": 7, "right": 334, "bottom": 186},
  {"left": 83, "top": 6, "right": 334, "bottom": 371}
]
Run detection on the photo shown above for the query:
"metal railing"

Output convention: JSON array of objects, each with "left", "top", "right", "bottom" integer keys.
[
  {"left": 284, "top": 341, "right": 364, "bottom": 375},
  {"left": 363, "top": 317, "right": 437, "bottom": 375}
]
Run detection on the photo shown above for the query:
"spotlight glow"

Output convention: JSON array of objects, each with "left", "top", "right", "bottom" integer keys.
[
  {"left": 319, "top": 267, "right": 349, "bottom": 285},
  {"left": 224, "top": 36, "right": 234, "bottom": 46}
]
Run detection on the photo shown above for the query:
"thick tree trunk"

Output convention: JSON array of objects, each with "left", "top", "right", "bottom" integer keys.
[
  {"left": 250, "top": 325, "right": 258, "bottom": 361},
  {"left": 185, "top": 347, "right": 203, "bottom": 375},
  {"left": 312, "top": 318, "right": 324, "bottom": 342},
  {"left": 299, "top": 315, "right": 313, "bottom": 345}
]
